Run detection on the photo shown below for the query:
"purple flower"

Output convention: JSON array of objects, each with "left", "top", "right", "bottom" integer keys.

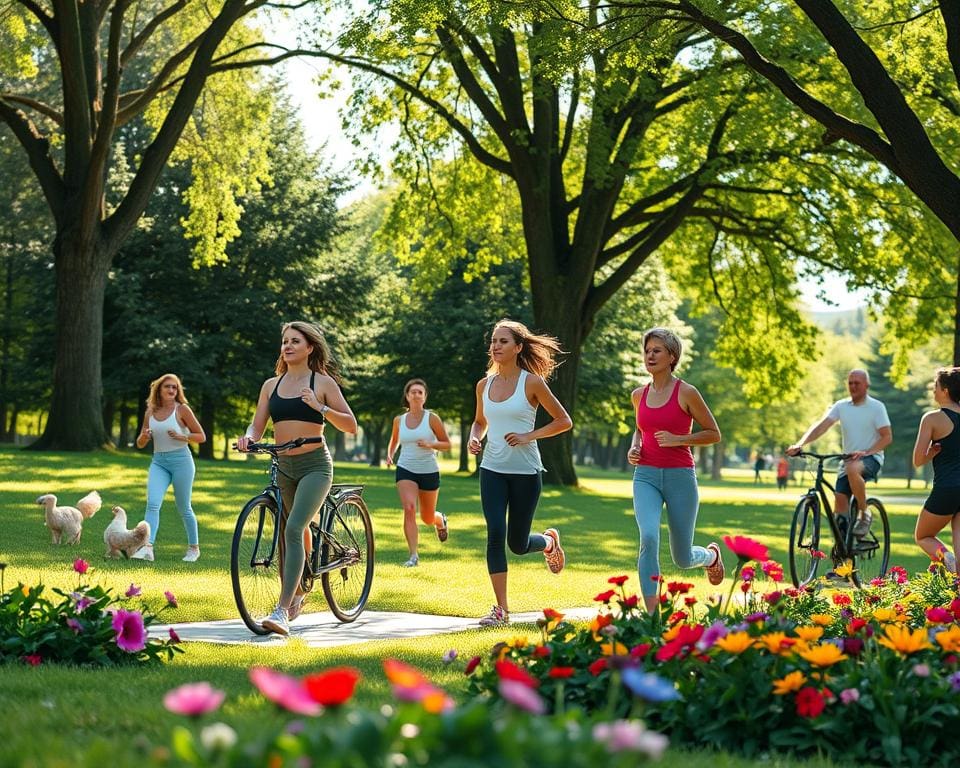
[
  {"left": 948, "top": 671, "right": 960, "bottom": 692},
  {"left": 499, "top": 679, "right": 546, "bottom": 714},
  {"left": 71, "top": 592, "right": 94, "bottom": 612},
  {"left": 744, "top": 612, "right": 769, "bottom": 623},
  {"left": 442, "top": 649, "right": 458, "bottom": 665},
  {"left": 840, "top": 688, "right": 860, "bottom": 705},
  {"left": 163, "top": 682, "right": 226, "bottom": 717},
  {"left": 697, "top": 619, "right": 729, "bottom": 650},
  {"left": 622, "top": 669, "right": 681, "bottom": 702},
  {"left": 593, "top": 721, "right": 668, "bottom": 758},
  {"left": 164, "top": 591, "right": 178, "bottom": 608},
  {"left": 249, "top": 667, "right": 321, "bottom": 716},
  {"left": 66, "top": 618, "right": 82, "bottom": 634},
  {"left": 112, "top": 609, "right": 146, "bottom": 652},
  {"left": 125, "top": 584, "right": 142, "bottom": 598}
]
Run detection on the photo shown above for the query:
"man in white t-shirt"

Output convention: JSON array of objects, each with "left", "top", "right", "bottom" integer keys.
[{"left": 787, "top": 369, "right": 892, "bottom": 537}]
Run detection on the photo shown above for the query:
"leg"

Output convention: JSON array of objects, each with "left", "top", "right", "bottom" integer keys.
[
  {"left": 144, "top": 458, "right": 173, "bottom": 545},
  {"left": 480, "top": 469, "right": 510, "bottom": 612},
  {"left": 663, "top": 468, "right": 712, "bottom": 569},
  {"left": 418, "top": 489, "right": 439, "bottom": 527},
  {"left": 633, "top": 466, "right": 665, "bottom": 613},
  {"left": 396, "top": 479, "right": 421, "bottom": 559},
  {"left": 844, "top": 460, "right": 868, "bottom": 519},
  {"left": 915, "top": 509, "right": 951, "bottom": 562},
  {"left": 280, "top": 463, "right": 333, "bottom": 609},
  {"left": 168, "top": 450, "right": 199, "bottom": 550},
  {"left": 504, "top": 473, "right": 545, "bottom": 556}
]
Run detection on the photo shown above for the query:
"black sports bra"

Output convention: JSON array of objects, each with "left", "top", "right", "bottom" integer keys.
[{"left": 269, "top": 372, "right": 326, "bottom": 425}]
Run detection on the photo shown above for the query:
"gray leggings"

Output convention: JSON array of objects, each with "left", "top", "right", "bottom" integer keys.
[{"left": 277, "top": 447, "right": 333, "bottom": 607}]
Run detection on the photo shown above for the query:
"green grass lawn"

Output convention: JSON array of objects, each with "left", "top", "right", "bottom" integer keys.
[{"left": 1, "top": 445, "right": 921, "bottom": 766}]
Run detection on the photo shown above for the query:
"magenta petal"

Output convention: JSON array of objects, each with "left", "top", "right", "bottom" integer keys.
[
  {"left": 163, "top": 682, "right": 226, "bottom": 716},
  {"left": 498, "top": 679, "right": 546, "bottom": 714},
  {"left": 249, "top": 667, "right": 321, "bottom": 716},
  {"left": 112, "top": 609, "right": 146, "bottom": 652}
]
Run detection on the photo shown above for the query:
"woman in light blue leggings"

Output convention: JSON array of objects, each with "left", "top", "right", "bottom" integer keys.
[{"left": 134, "top": 373, "right": 206, "bottom": 562}]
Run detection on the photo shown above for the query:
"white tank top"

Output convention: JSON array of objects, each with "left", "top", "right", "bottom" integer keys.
[
  {"left": 397, "top": 410, "right": 440, "bottom": 474},
  {"left": 149, "top": 406, "right": 189, "bottom": 453},
  {"left": 480, "top": 370, "right": 543, "bottom": 475}
]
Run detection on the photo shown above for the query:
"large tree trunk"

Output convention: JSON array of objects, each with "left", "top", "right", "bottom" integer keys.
[
  {"left": 30, "top": 244, "right": 110, "bottom": 450},
  {"left": 197, "top": 396, "right": 214, "bottom": 460},
  {"left": 458, "top": 418, "right": 471, "bottom": 472}
]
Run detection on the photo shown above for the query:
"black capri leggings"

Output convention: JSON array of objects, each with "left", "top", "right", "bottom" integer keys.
[{"left": 480, "top": 467, "right": 547, "bottom": 573}]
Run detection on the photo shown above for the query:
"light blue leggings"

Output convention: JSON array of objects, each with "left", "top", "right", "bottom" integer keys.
[
  {"left": 145, "top": 447, "right": 198, "bottom": 546},
  {"left": 633, "top": 465, "right": 711, "bottom": 597}
]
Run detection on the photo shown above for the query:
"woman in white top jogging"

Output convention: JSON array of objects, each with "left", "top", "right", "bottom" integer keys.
[
  {"left": 132, "top": 373, "right": 206, "bottom": 562},
  {"left": 386, "top": 378, "right": 452, "bottom": 567},
  {"left": 468, "top": 319, "right": 573, "bottom": 627}
]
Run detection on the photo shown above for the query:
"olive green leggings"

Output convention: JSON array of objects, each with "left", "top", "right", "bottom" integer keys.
[{"left": 277, "top": 446, "right": 333, "bottom": 608}]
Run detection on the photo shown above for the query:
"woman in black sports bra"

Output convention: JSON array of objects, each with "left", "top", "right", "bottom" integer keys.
[{"left": 236, "top": 321, "right": 357, "bottom": 635}]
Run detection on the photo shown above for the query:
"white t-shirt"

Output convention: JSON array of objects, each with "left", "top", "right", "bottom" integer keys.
[
  {"left": 480, "top": 370, "right": 544, "bottom": 475},
  {"left": 825, "top": 395, "right": 891, "bottom": 472}
]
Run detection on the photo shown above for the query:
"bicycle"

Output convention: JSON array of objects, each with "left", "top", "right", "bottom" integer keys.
[
  {"left": 230, "top": 437, "right": 375, "bottom": 634},
  {"left": 787, "top": 451, "right": 890, "bottom": 588}
]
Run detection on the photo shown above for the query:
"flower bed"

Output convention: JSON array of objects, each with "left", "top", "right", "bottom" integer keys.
[
  {"left": 465, "top": 537, "right": 960, "bottom": 766},
  {"left": 0, "top": 560, "right": 182, "bottom": 666}
]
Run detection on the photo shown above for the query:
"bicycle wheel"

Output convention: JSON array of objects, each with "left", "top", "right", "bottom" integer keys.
[
  {"left": 789, "top": 494, "right": 822, "bottom": 587},
  {"left": 851, "top": 498, "right": 890, "bottom": 587},
  {"left": 321, "top": 494, "right": 374, "bottom": 622},
  {"left": 231, "top": 494, "right": 281, "bottom": 635}
]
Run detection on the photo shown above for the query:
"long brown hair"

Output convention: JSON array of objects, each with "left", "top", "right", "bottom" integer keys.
[
  {"left": 274, "top": 321, "right": 341, "bottom": 383},
  {"left": 146, "top": 373, "right": 189, "bottom": 410},
  {"left": 402, "top": 378, "right": 428, "bottom": 406},
  {"left": 486, "top": 318, "right": 563, "bottom": 380}
]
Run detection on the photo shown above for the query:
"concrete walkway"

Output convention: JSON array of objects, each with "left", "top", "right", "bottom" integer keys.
[{"left": 151, "top": 607, "right": 597, "bottom": 648}]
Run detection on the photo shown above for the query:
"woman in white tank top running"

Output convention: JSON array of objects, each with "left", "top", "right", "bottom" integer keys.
[
  {"left": 468, "top": 319, "right": 573, "bottom": 627},
  {"left": 386, "top": 378, "right": 452, "bottom": 567}
]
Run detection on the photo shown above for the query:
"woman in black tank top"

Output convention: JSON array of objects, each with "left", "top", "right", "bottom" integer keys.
[
  {"left": 236, "top": 321, "right": 358, "bottom": 636},
  {"left": 912, "top": 366, "right": 960, "bottom": 573}
]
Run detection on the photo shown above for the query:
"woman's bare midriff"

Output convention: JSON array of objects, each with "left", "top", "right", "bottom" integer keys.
[{"left": 273, "top": 420, "right": 325, "bottom": 455}]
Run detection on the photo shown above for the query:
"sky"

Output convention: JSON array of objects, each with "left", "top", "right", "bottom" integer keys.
[{"left": 280, "top": 58, "right": 869, "bottom": 313}]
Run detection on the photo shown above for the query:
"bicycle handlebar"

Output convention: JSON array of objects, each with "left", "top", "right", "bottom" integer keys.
[
  {"left": 793, "top": 451, "right": 852, "bottom": 461},
  {"left": 232, "top": 436, "right": 325, "bottom": 454}
]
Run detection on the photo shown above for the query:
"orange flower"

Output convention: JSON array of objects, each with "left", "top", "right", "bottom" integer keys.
[
  {"left": 798, "top": 644, "right": 848, "bottom": 668},
  {"left": 793, "top": 626, "right": 824, "bottom": 643},
  {"left": 714, "top": 631, "right": 754, "bottom": 655},
  {"left": 772, "top": 670, "right": 807, "bottom": 695},
  {"left": 756, "top": 631, "right": 796, "bottom": 655},
  {"left": 935, "top": 625, "right": 960, "bottom": 653},
  {"left": 809, "top": 614, "right": 834, "bottom": 627},
  {"left": 600, "top": 640, "right": 628, "bottom": 656},
  {"left": 878, "top": 625, "right": 932, "bottom": 655}
]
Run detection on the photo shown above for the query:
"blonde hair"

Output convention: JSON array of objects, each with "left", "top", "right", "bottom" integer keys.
[
  {"left": 642, "top": 327, "right": 682, "bottom": 371},
  {"left": 402, "top": 378, "right": 428, "bottom": 406},
  {"left": 146, "top": 373, "right": 189, "bottom": 410},
  {"left": 274, "top": 321, "right": 341, "bottom": 383},
  {"left": 486, "top": 318, "right": 563, "bottom": 380}
]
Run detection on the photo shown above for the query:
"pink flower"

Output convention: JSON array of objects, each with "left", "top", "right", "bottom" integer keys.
[
  {"left": 723, "top": 535, "right": 769, "bottom": 564},
  {"left": 22, "top": 654, "right": 42, "bottom": 666},
  {"left": 593, "top": 720, "right": 668, "bottom": 758},
  {"left": 71, "top": 591, "right": 93, "bottom": 612},
  {"left": 168, "top": 628, "right": 181, "bottom": 643},
  {"left": 926, "top": 607, "right": 953, "bottom": 624},
  {"left": 762, "top": 560, "right": 784, "bottom": 583},
  {"left": 163, "top": 682, "right": 226, "bottom": 717},
  {"left": 464, "top": 656, "right": 481, "bottom": 676},
  {"left": 840, "top": 688, "right": 860, "bottom": 705},
  {"left": 164, "top": 591, "right": 178, "bottom": 608},
  {"left": 73, "top": 559, "right": 89, "bottom": 575},
  {"left": 249, "top": 667, "right": 321, "bottom": 715},
  {"left": 125, "top": 584, "right": 142, "bottom": 598},
  {"left": 112, "top": 609, "right": 146, "bottom": 652},
  {"left": 66, "top": 618, "right": 82, "bottom": 633},
  {"left": 912, "top": 663, "right": 931, "bottom": 678},
  {"left": 499, "top": 679, "right": 546, "bottom": 714}
]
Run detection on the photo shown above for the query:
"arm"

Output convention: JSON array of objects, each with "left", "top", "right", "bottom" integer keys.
[
  {"left": 627, "top": 388, "right": 643, "bottom": 465},
  {"left": 787, "top": 415, "right": 838, "bottom": 455},
  {"left": 913, "top": 412, "right": 941, "bottom": 467},
  {"left": 135, "top": 408, "right": 153, "bottom": 449},
  {"left": 236, "top": 379, "right": 272, "bottom": 452},
  {"left": 654, "top": 383, "right": 721, "bottom": 448},
  {"left": 468, "top": 379, "right": 487, "bottom": 455},
  {"left": 316, "top": 376, "right": 358, "bottom": 435},
  {"left": 174, "top": 404, "right": 207, "bottom": 445},
  {"left": 420, "top": 412, "right": 452, "bottom": 451},
  {"left": 504, "top": 375, "right": 572, "bottom": 446},
  {"left": 385, "top": 416, "right": 401, "bottom": 467}
]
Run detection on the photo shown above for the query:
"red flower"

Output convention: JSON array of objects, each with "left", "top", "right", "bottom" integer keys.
[
  {"left": 495, "top": 659, "right": 539, "bottom": 688},
  {"left": 608, "top": 575, "right": 630, "bottom": 586},
  {"left": 73, "top": 559, "right": 89, "bottom": 575},
  {"left": 303, "top": 667, "right": 361, "bottom": 707},
  {"left": 630, "top": 643, "right": 651, "bottom": 658},
  {"left": 594, "top": 590, "right": 616, "bottom": 603},
  {"left": 795, "top": 687, "right": 827, "bottom": 718},
  {"left": 668, "top": 611, "right": 687, "bottom": 625},
  {"left": 950, "top": 599, "right": 960, "bottom": 621},
  {"left": 548, "top": 667, "right": 575, "bottom": 679},
  {"left": 926, "top": 607, "right": 953, "bottom": 624},
  {"left": 22, "top": 654, "right": 42, "bottom": 666},
  {"left": 666, "top": 581, "right": 693, "bottom": 595},
  {"left": 543, "top": 608, "right": 564, "bottom": 621},
  {"left": 684, "top": 596, "right": 698, "bottom": 606},
  {"left": 846, "top": 618, "right": 868, "bottom": 635},
  {"left": 464, "top": 656, "right": 481, "bottom": 676},
  {"left": 764, "top": 591, "right": 782, "bottom": 605},
  {"left": 832, "top": 593, "right": 852, "bottom": 607},
  {"left": 811, "top": 550, "right": 827, "bottom": 560},
  {"left": 532, "top": 645, "right": 551, "bottom": 658},
  {"left": 623, "top": 595, "right": 639, "bottom": 609},
  {"left": 723, "top": 535, "right": 769, "bottom": 563},
  {"left": 650, "top": 575, "right": 664, "bottom": 584},
  {"left": 762, "top": 560, "right": 784, "bottom": 583},
  {"left": 588, "top": 658, "right": 608, "bottom": 676},
  {"left": 843, "top": 637, "right": 864, "bottom": 657},
  {"left": 655, "top": 624, "right": 704, "bottom": 662}
]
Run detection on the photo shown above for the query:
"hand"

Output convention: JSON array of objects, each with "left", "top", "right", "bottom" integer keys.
[
  {"left": 846, "top": 451, "right": 867, "bottom": 462},
  {"left": 385, "top": 454, "right": 393, "bottom": 467},
  {"left": 928, "top": 443, "right": 943, "bottom": 459},
  {"left": 416, "top": 439, "right": 434, "bottom": 449},
  {"left": 786, "top": 444, "right": 802, "bottom": 457},
  {"left": 504, "top": 431, "right": 531, "bottom": 447},
  {"left": 236, "top": 435, "right": 252, "bottom": 452},
  {"left": 627, "top": 445, "right": 641, "bottom": 466},
  {"left": 300, "top": 387, "right": 321, "bottom": 409},
  {"left": 168, "top": 429, "right": 187, "bottom": 442},
  {"left": 653, "top": 430, "right": 676, "bottom": 447},
  {"left": 468, "top": 436, "right": 482, "bottom": 455}
]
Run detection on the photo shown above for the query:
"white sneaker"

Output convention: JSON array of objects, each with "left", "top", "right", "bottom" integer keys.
[
  {"left": 131, "top": 546, "right": 154, "bottom": 562},
  {"left": 261, "top": 606, "right": 289, "bottom": 636},
  {"left": 182, "top": 548, "right": 200, "bottom": 563},
  {"left": 944, "top": 551, "right": 957, "bottom": 574},
  {"left": 402, "top": 555, "right": 419, "bottom": 568}
]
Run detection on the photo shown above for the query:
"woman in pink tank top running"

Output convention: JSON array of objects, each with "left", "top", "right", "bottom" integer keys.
[{"left": 627, "top": 327, "right": 725, "bottom": 612}]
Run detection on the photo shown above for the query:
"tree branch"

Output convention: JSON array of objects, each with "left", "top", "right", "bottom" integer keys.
[{"left": 0, "top": 100, "right": 64, "bottom": 222}]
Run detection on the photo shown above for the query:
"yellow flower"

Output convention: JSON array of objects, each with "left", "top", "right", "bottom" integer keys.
[
  {"left": 798, "top": 643, "right": 848, "bottom": 668},
  {"left": 877, "top": 625, "right": 933, "bottom": 655},
  {"left": 661, "top": 623, "right": 683, "bottom": 642},
  {"left": 872, "top": 608, "right": 900, "bottom": 623},
  {"left": 900, "top": 592, "right": 922, "bottom": 605},
  {"left": 793, "top": 626, "right": 824, "bottom": 643},
  {"left": 935, "top": 625, "right": 960, "bottom": 653},
  {"left": 772, "top": 670, "right": 807, "bottom": 695},
  {"left": 810, "top": 614, "right": 834, "bottom": 627},
  {"left": 510, "top": 637, "right": 528, "bottom": 649},
  {"left": 21, "top": 585, "right": 30, "bottom": 597},
  {"left": 714, "top": 631, "right": 754, "bottom": 654},
  {"left": 756, "top": 632, "right": 795, "bottom": 655},
  {"left": 600, "top": 640, "right": 628, "bottom": 656},
  {"left": 833, "top": 561, "right": 854, "bottom": 578}
]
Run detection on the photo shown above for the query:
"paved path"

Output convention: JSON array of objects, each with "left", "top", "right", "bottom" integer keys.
[{"left": 151, "top": 607, "right": 597, "bottom": 648}]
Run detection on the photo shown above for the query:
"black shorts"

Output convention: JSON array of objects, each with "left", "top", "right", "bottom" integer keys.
[
  {"left": 395, "top": 466, "right": 440, "bottom": 491},
  {"left": 924, "top": 485, "right": 960, "bottom": 517}
]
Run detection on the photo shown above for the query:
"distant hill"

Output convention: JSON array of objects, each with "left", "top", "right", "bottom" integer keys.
[{"left": 806, "top": 306, "right": 868, "bottom": 336}]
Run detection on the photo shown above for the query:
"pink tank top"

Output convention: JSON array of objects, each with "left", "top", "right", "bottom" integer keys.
[{"left": 636, "top": 379, "right": 695, "bottom": 468}]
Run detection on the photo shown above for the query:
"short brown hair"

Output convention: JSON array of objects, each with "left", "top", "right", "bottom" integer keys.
[{"left": 642, "top": 328, "right": 682, "bottom": 371}]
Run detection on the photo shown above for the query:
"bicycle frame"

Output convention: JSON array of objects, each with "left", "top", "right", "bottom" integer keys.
[{"left": 807, "top": 458, "right": 850, "bottom": 557}]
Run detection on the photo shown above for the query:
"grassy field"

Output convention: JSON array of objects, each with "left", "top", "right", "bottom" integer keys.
[{"left": 1, "top": 445, "right": 923, "bottom": 766}]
